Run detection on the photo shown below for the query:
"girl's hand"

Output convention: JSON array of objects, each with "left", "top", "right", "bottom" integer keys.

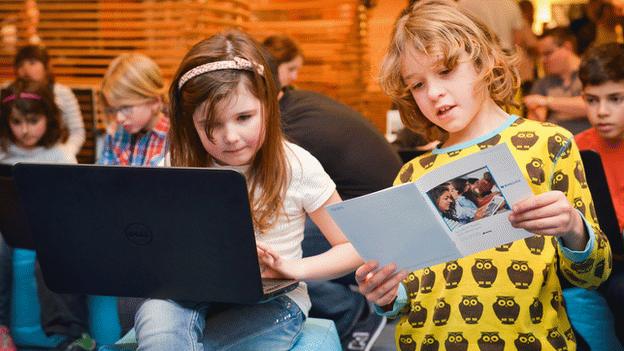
[
  {"left": 508, "top": 191, "right": 588, "bottom": 250},
  {"left": 355, "top": 261, "right": 407, "bottom": 309},
  {"left": 256, "top": 242, "right": 300, "bottom": 279}
]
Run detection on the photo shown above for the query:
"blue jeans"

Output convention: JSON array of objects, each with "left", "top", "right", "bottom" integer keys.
[
  {"left": 302, "top": 217, "right": 366, "bottom": 340},
  {"left": 134, "top": 295, "right": 305, "bottom": 351},
  {"left": 0, "top": 234, "right": 12, "bottom": 326}
]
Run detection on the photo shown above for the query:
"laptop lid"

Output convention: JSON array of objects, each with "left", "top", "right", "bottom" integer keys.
[
  {"left": 13, "top": 163, "right": 296, "bottom": 304},
  {"left": 579, "top": 150, "right": 624, "bottom": 257},
  {"left": 0, "top": 164, "right": 35, "bottom": 249}
]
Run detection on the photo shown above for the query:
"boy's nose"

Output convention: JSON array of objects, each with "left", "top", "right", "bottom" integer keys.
[
  {"left": 598, "top": 101, "right": 610, "bottom": 117},
  {"left": 427, "top": 84, "right": 444, "bottom": 101}
]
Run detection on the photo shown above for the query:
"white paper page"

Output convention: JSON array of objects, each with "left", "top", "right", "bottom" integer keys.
[
  {"left": 415, "top": 143, "right": 533, "bottom": 255},
  {"left": 327, "top": 183, "right": 461, "bottom": 271}
]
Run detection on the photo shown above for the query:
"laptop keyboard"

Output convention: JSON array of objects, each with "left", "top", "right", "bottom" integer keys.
[{"left": 262, "top": 279, "right": 296, "bottom": 293}]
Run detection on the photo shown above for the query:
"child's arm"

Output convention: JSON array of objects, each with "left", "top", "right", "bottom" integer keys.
[
  {"left": 258, "top": 191, "right": 364, "bottom": 281},
  {"left": 509, "top": 136, "right": 612, "bottom": 287}
]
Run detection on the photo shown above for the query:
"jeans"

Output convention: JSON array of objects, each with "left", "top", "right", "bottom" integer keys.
[
  {"left": 0, "top": 235, "right": 11, "bottom": 326},
  {"left": 301, "top": 217, "right": 366, "bottom": 340},
  {"left": 34, "top": 261, "right": 89, "bottom": 338},
  {"left": 134, "top": 295, "right": 305, "bottom": 351}
]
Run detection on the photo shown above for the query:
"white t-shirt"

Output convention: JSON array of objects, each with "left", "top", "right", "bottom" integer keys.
[
  {"left": 212, "top": 141, "right": 336, "bottom": 315},
  {"left": 458, "top": 0, "right": 524, "bottom": 50}
]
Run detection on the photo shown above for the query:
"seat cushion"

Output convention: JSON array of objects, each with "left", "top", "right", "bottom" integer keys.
[
  {"left": 10, "top": 249, "right": 121, "bottom": 347},
  {"left": 563, "top": 287, "right": 623, "bottom": 351}
]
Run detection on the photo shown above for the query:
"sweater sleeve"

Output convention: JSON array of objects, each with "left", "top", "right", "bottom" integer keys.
[
  {"left": 551, "top": 135, "right": 612, "bottom": 288},
  {"left": 54, "top": 84, "right": 86, "bottom": 156}
]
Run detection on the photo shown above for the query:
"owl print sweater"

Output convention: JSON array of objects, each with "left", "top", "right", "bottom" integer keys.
[{"left": 389, "top": 116, "right": 611, "bottom": 351}]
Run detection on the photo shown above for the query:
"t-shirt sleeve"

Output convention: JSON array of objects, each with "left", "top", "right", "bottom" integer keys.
[
  {"left": 54, "top": 84, "right": 86, "bottom": 156},
  {"left": 289, "top": 144, "right": 336, "bottom": 213},
  {"left": 550, "top": 135, "right": 612, "bottom": 288}
]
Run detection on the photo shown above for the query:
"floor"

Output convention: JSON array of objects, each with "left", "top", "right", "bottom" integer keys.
[{"left": 370, "top": 319, "right": 397, "bottom": 351}]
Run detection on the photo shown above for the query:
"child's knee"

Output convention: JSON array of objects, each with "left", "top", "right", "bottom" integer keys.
[{"left": 135, "top": 299, "right": 205, "bottom": 338}]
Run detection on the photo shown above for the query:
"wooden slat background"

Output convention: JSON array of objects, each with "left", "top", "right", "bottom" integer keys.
[
  {"left": 249, "top": 0, "right": 370, "bottom": 111},
  {"left": 0, "top": 0, "right": 250, "bottom": 86},
  {"left": 1, "top": 0, "right": 383, "bottom": 162}
]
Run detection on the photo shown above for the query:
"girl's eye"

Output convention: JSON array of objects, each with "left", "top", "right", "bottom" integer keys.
[{"left": 238, "top": 114, "right": 252, "bottom": 122}]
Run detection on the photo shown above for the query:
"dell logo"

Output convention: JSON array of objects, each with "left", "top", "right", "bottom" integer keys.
[{"left": 124, "top": 223, "right": 153, "bottom": 246}]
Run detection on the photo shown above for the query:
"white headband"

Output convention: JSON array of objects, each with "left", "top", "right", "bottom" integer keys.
[{"left": 178, "top": 56, "right": 265, "bottom": 89}]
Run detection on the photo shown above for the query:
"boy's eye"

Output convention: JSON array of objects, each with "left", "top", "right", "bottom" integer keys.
[
  {"left": 608, "top": 95, "right": 624, "bottom": 104},
  {"left": 439, "top": 68, "right": 452, "bottom": 75},
  {"left": 408, "top": 82, "right": 423, "bottom": 91},
  {"left": 583, "top": 95, "right": 598, "bottom": 105}
]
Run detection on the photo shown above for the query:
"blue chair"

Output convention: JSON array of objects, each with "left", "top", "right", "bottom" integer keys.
[
  {"left": 9, "top": 249, "right": 121, "bottom": 348},
  {"left": 98, "top": 317, "right": 341, "bottom": 351}
]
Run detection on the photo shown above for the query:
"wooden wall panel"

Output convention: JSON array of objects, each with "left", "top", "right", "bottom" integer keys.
[
  {"left": 250, "top": 0, "right": 370, "bottom": 111},
  {"left": 0, "top": 0, "right": 250, "bottom": 86}
]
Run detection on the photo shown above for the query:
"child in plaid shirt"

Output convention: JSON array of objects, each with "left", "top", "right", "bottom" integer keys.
[{"left": 98, "top": 53, "right": 168, "bottom": 167}]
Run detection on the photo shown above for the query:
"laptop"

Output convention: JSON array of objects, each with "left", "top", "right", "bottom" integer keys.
[
  {"left": 12, "top": 163, "right": 298, "bottom": 304},
  {"left": 0, "top": 164, "right": 35, "bottom": 249},
  {"left": 580, "top": 150, "right": 624, "bottom": 257}
]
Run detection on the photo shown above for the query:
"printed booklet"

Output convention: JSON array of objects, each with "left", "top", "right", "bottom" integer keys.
[{"left": 327, "top": 143, "right": 534, "bottom": 271}]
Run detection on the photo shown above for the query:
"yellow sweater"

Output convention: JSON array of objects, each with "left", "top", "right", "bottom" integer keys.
[{"left": 393, "top": 117, "right": 611, "bottom": 351}]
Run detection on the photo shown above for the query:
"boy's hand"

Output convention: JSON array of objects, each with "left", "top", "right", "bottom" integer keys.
[
  {"left": 508, "top": 191, "right": 588, "bottom": 250},
  {"left": 355, "top": 261, "right": 407, "bottom": 309}
]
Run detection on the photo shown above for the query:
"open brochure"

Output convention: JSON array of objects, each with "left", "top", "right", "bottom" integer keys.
[{"left": 327, "top": 143, "right": 534, "bottom": 271}]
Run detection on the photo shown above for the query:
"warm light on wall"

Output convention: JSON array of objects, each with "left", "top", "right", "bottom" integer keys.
[{"left": 533, "top": 0, "right": 552, "bottom": 34}]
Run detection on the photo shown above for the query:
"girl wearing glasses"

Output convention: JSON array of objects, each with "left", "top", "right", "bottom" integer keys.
[{"left": 99, "top": 53, "right": 169, "bottom": 166}]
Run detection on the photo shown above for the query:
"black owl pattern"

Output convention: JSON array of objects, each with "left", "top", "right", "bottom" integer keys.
[
  {"left": 507, "top": 260, "right": 534, "bottom": 289},
  {"left": 493, "top": 296, "right": 520, "bottom": 324},
  {"left": 420, "top": 334, "right": 439, "bottom": 351},
  {"left": 514, "top": 332, "right": 541, "bottom": 351},
  {"left": 394, "top": 118, "right": 610, "bottom": 349},
  {"left": 472, "top": 258, "right": 497, "bottom": 288},
  {"left": 477, "top": 332, "right": 504, "bottom": 351},
  {"left": 459, "top": 295, "right": 483, "bottom": 324},
  {"left": 420, "top": 267, "right": 435, "bottom": 294},
  {"left": 398, "top": 334, "right": 416, "bottom": 351},
  {"left": 443, "top": 261, "right": 463, "bottom": 289},
  {"left": 445, "top": 332, "right": 468, "bottom": 351}
]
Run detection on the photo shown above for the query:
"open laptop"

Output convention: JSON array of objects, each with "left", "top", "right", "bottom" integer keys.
[
  {"left": 580, "top": 150, "right": 624, "bottom": 257},
  {"left": 0, "top": 164, "right": 35, "bottom": 249},
  {"left": 12, "top": 163, "right": 298, "bottom": 304}
]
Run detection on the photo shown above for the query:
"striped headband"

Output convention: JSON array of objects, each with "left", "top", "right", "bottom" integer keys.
[
  {"left": 1, "top": 92, "right": 42, "bottom": 104},
  {"left": 178, "top": 56, "right": 265, "bottom": 89}
]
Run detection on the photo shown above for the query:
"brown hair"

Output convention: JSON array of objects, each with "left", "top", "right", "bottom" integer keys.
[
  {"left": 380, "top": 0, "right": 519, "bottom": 140},
  {"left": 0, "top": 78, "right": 64, "bottom": 151},
  {"left": 262, "top": 35, "right": 303, "bottom": 65},
  {"left": 540, "top": 27, "right": 577, "bottom": 53},
  {"left": 580, "top": 42, "right": 624, "bottom": 86},
  {"left": 14, "top": 45, "right": 54, "bottom": 85},
  {"left": 169, "top": 30, "right": 288, "bottom": 233}
]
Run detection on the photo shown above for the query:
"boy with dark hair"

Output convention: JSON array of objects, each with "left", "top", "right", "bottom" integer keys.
[{"left": 576, "top": 41, "right": 624, "bottom": 346}]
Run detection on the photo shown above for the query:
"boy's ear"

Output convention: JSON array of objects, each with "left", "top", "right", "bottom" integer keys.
[{"left": 562, "top": 40, "right": 574, "bottom": 52}]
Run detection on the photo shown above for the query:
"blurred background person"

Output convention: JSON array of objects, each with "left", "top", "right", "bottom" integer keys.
[{"left": 262, "top": 35, "right": 304, "bottom": 90}]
